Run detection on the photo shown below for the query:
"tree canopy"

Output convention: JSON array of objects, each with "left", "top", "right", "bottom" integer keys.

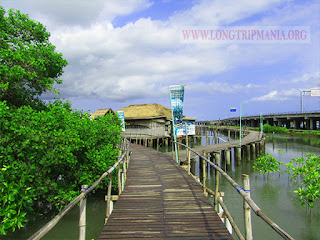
[{"left": 0, "top": 6, "right": 68, "bottom": 109}]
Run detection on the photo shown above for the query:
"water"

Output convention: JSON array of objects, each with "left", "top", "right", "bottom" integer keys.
[
  {"left": 3, "top": 132, "right": 320, "bottom": 239},
  {"left": 201, "top": 133, "right": 320, "bottom": 240},
  {"left": 2, "top": 195, "right": 106, "bottom": 240}
]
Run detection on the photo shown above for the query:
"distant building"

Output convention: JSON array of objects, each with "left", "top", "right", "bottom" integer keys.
[
  {"left": 117, "top": 103, "right": 196, "bottom": 137},
  {"left": 91, "top": 108, "right": 115, "bottom": 119}
]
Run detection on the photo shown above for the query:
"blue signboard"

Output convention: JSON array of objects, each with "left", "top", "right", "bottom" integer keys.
[
  {"left": 169, "top": 85, "right": 185, "bottom": 137},
  {"left": 230, "top": 108, "right": 236, "bottom": 112},
  {"left": 117, "top": 111, "right": 125, "bottom": 132}
]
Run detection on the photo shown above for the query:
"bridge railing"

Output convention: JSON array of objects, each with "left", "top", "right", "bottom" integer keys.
[
  {"left": 223, "top": 110, "right": 320, "bottom": 120},
  {"left": 172, "top": 140, "right": 294, "bottom": 240},
  {"left": 28, "top": 138, "right": 130, "bottom": 240}
]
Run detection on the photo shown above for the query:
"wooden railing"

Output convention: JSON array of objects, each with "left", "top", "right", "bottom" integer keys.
[
  {"left": 28, "top": 139, "right": 130, "bottom": 240},
  {"left": 172, "top": 140, "right": 294, "bottom": 240}
]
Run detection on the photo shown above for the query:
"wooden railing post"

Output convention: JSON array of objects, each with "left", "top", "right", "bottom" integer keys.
[
  {"left": 123, "top": 156, "right": 127, "bottom": 183},
  {"left": 177, "top": 142, "right": 180, "bottom": 165},
  {"left": 171, "top": 140, "right": 174, "bottom": 159},
  {"left": 242, "top": 174, "right": 253, "bottom": 240},
  {"left": 105, "top": 175, "right": 113, "bottom": 223},
  {"left": 117, "top": 151, "right": 122, "bottom": 195},
  {"left": 202, "top": 150, "right": 207, "bottom": 196},
  {"left": 185, "top": 123, "right": 191, "bottom": 175},
  {"left": 79, "top": 185, "right": 88, "bottom": 240},
  {"left": 214, "top": 152, "right": 220, "bottom": 211}
]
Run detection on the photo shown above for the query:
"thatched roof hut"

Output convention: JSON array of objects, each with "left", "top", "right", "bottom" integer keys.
[
  {"left": 117, "top": 104, "right": 172, "bottom": 120},
  {"left": 91, "top": 108, "right": 115, "bottom": 118}
]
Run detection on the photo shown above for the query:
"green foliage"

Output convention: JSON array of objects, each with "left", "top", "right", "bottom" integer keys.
[
  {"left": 0, "top": 6, "right": 68, "bottom": 109},
  {"left": 286, "top": 154, "right": 320, "bottom": 209},
  {"left": 253, "top": 153, "right": 283, "bottom": 178},
  {"left": 0, "top": 101, "right": 122, "bottom": 235},
  {"left": 261, "top": 124, "right": 289, "bottom": 134}
]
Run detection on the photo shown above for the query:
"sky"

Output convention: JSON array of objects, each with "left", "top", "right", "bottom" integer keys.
[{"left": 1, "top": 0, "right": 320, "bottom": 120}]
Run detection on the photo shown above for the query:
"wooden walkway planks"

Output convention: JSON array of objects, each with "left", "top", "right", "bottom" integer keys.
[{"left": 99, "top": 144, "right": 233, "bottom": 240}]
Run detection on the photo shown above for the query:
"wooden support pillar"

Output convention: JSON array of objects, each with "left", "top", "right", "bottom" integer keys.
[
  {"left": 79, "top": 185, "right": 88, "bottom": 240},
  {"left": 225, "top": 149, "right": 231, "bottom": 168},
  {"left": 246, "top": 145, "right": 251, "bottom": 161},
  {"left": 157, "top": 138, "right": 159, "bottom": 151},
  {"left": 251, "top": 143, "right": 256, "bottom": 160},
  {"left": 235, "top": 147, "right": 241, "bottom": 165},
  {"left": 242, "top": 174, "right": 253, "bottom": 240},
  {"left": 228, "top": 130, "right": 230, "bottom": 141}
]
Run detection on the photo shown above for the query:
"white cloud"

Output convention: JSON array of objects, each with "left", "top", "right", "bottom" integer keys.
[
  {"left": 3, "top": 0, "right": 319, "bottom": 114},
  {"left": 249, "top": 89, "right": 300, "bottom": 102},
  {"left": 171, "top": 0, "right": 284, "bottom": 26},
  {"left": 2, "top": 0, "right": 153, "bottom": 27}
]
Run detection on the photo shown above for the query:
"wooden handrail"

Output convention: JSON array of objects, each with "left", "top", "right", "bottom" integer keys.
[
  {"left": 172, "top": 140, "right": 294, "bottom": 240},
  {"left": 28, "top": 139, "right": 130, "bottom": 240}
]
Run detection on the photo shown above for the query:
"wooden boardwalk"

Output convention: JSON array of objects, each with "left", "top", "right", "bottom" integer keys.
[
  {"left": 173, "top": 130, "right": 262, "bottom": 161},
  {"left": 99, "top": 144, "right": 233, "bottom": 239}
]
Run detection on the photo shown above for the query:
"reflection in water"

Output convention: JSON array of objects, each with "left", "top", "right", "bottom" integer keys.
[{"left": 200, "top": 133, "right": 320, "bottom": 240}]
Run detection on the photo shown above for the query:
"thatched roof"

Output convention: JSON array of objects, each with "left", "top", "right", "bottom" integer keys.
[
  {"left": 117, "top": 104, "right": 172, "bottom": 120},
  {"left": 91, "top": 108, "right": 114, "bottom": 118}
]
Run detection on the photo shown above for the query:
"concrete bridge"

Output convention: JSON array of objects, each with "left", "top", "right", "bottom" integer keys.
[{"left": 215, "top": 111, "right": 320, "bottom": 130}]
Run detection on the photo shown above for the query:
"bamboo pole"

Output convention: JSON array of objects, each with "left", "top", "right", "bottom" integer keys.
[
  {"left": 242, "top": 174, "right": 253, "bottom": 240},
  {"left": 218, "top": 197, "right": 244, "bottom": 240},
  {"left": 202, "top": 150, "right": 207, "bottom": 196},
  {"left": 177, "top": 142, "right": 180, "bottom": 165},
  {"left": 79, "top": 185, "right": 88, "bottom": 240},
  {"left": 105, "top": 175, "right": 113, "bottom": 223},
  {"left": 117, "top": 151, "right": 122, "bottom": 195},
  {"left": 117, "top": 165, "right": 122, "bottom": 196},
  {"left": 171, "top": 140, "right": 174, "bottom": 159},
  {"left": 185, "top": 123, "right": 189, "bottom": 170}
]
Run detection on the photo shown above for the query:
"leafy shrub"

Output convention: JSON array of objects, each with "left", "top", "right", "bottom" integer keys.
[
  {"left": 253, "top": 153, "right": 283, "bottom": 179},
  {"left": 286, "top": 154, "right": 320, "bottom": 209},
  {"left": 0, "top": 101, "right": 122, "bottom": 235},
  {"left": 261, "top": 124, "right": 289, "bottom": 133}
]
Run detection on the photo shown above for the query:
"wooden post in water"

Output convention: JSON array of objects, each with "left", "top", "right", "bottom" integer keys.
[
  {"left": 79, "top": 185, "right": 88, "bottom": 240},
  {"left": 256, "top": 142, "right": 260, "bottom": 156},
  {"left": 235, "top": 147, "right": 241, "bottom": 165},
  {"left": 251, "top": 143, "right": 256, "bottom": 160},
  {"left": 214, "top": 152, "right": 220, "bottom": 211},
  {"left": 246, "top": 145, "right": 251, "bottom": 161},
  {"left": 157, "top": 138, "right": 159, "bottom": 151},
  {"left": 225, "top": 149, "right": 231, "bottom": 168},
  {"left": 242, "top": 174, "right": 253, "bottom": 240},
  {"left": 206, "top": 129, "right": 208, "bottom": 146}
]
